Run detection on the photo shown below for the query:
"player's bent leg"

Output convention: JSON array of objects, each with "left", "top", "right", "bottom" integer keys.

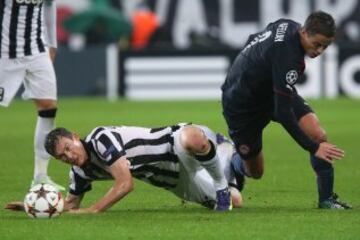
[
  {"left": 179, "top": 125, "right": 231, "bottom": 211},
  {"left": 298, "top": 112, "right": 351, "bottom": 209},
  {"left": 229, "top": 146, "right": 264, "bottom": 191},
  {"left": 179, "top": 125, "right": 214, "bottom": 154},
  {"left": 230, "top": 126, "right": 265, "bottom": 182},
  {"left": 180, "top": 125, "right": 228, "bottom": 190},
  {"left": 229, "top": 153, "right": 246, "bottom": 191},
  {"left": 243, "top": 152, "right": 264, "bottom": 179},
  {"left": 299, "top": 113, "right": 333, "bottom": 203}
]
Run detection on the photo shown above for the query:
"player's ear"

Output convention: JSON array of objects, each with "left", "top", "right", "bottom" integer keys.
[
  {"left": 299, "top": 27, "right": 306, "bottom": 36},
  {"left": 299, "top": 27, "right": 310, "bottom": 44},
  {"left": 73, "top": 132, "right": 80, "bottom": 140}
]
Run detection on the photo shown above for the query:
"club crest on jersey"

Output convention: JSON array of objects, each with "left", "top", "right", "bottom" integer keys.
[
  {"left": 238, "top": 145, "right": 250, "bottom": 155},
  {"left": 286, "top": 70, "right": 298, "bottom": 85},
  {"left": 15, "top": 0, "right": 44, "bottom": 6},
  {"left": 102, "top": 145, "right": 117, "bottom": 158}
]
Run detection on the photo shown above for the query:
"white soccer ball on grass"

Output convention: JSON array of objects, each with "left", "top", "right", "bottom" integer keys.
[{"left": 24, "top": 183, "right": 64, "bottom": 219}]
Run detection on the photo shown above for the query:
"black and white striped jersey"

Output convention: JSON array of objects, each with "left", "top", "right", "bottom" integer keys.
[
  {"left": 69, "top": 124, "right": 184, "bottom": 196},
  {"left": 0, "top": 0, "right": 51, "bottom": 59}
]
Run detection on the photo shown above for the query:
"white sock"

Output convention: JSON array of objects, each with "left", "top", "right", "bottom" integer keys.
[
  {"left": 216, "top": 142, "right": 235, "bottom": 183},
  {"left": 34, "top": 116, "right": 55, "bottom": 180},
  {"left": 201, "top": 157, "right": 228, "bottom": 191},
  {"left": 196, "top": 141, "right": 228, "bottom": 191}
]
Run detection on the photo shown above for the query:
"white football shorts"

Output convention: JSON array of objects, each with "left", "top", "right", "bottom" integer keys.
[{"left": 0, "top": 52, "right": 57, "bottom": 107}]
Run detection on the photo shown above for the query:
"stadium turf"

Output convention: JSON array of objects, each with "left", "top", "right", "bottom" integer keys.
[{"left": 0, "top": 98, "right": 359, "bottom": 239}]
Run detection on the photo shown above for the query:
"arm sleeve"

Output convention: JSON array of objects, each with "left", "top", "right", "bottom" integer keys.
[
  {"left": 68, "top": 167, "right": 92, "bottom": 196},
  {"left": 271, "top": 44, "right": 319, "bottom": 153},
  {"left": 92, "top": 130, "right": 126, "bottom": 166},
  {"left": 43, "top": 0, "right": 57, "bottom": 48}
]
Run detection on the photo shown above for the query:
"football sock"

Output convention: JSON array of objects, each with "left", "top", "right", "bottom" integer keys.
[
  {"left": 34, "top": 109, "right": 57, "bottom": 180},
  {"left": 310, "top": 154, "right": 334, "bottom": 202},
  {"left": 195, "top": 140, "right": 228, "bottom": 191},
  {"left": 231, "top": 153, "right": 250, "bottom": 177}
]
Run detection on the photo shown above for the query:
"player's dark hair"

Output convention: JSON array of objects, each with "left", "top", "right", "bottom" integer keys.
[
  {"left": 304, "top": 11, "right": 336, "bottom": 38},
  {"left": 45, "top": 127, "right": 73, "bottom": 157}
]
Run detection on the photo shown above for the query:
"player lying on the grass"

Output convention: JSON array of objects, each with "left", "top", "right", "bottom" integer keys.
[{"left": 6, "top": 123, "right": 242, "bottom": 213}]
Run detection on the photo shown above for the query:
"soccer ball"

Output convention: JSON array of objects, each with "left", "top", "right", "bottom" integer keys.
[{"left": 24, "top": 183, "right": 64, "bottom": 219}]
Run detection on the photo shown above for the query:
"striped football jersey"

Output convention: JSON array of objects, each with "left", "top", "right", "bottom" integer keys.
[
  {"left": 69, "top": 125, "right": 184, "bottom": 195},
  {"left": 0, "top": 0, "right": 50, "bottom": 59}
]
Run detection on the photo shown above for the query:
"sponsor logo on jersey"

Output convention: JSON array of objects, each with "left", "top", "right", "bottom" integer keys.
[
  {"left": 286, "top": 70, "right": 298, "bottom": 85},
  {"left": 274, "top": 23, "right": 288, "bottom": 42},
  {"left": 15, "top": 0, "right": 44, "bottom": 6},
  {"left": 102, "top": 145, "right": 117, "bottom": 158}
]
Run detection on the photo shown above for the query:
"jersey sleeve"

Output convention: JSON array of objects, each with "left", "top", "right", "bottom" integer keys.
[
  {"left": 43, "top": 0, "right": 57, "bottom": 48},
  {"left": 272, "top": 43, "right": 302, "bottom": 96},
  {"left": 91, "top": 129, "right": 126, "bottom": 166},
  {"left": 68, "top": 167, "right": 92, "bottom": 196},
  {"left": 271, "top": 44, "right": 319, "bottom": 153}
]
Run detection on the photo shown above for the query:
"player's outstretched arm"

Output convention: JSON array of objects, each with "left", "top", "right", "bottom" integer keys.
[
  {"left": 5, "top": 193, "right": 83, "bottom": 212},
  {"left": 315, "top": 142, "right": 345, "bottom": 164},
  {"left": 4, "top": 202, "right": 24, "bottom": 211},
  {"left": 68, "top": 157, "right": 133, "bottom": 214}
]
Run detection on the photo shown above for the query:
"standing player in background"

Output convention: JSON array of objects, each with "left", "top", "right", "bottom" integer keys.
[
  {"left": 0, "top": 0, "right": 64, "bottom": 190},
  {"left": 222, "top": 11, "right": 351, "bottom": 209}
]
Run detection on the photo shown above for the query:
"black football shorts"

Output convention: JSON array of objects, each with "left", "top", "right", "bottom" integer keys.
[{"left": 223, "top": 93, "right": 313, "bottom": 160}]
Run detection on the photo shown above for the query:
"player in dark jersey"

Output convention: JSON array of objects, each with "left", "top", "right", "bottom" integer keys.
[{"left": 222, "top": 11, "right": 351, "bottom": 209}]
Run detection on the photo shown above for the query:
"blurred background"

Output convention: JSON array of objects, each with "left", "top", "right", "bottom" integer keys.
[{"left": 54, "top": 0, "right": 360, "bottom": 100}]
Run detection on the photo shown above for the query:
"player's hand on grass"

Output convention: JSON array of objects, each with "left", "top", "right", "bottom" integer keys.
[
  {"left": 5, "top": 202, "right": 24, "bottom": 211},
  {"left": 315, "top": 142, "right": 345, "bottom": 164}
]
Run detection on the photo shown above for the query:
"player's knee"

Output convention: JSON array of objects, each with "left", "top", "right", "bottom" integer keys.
[
  {"left": 34, "top": 99, "right": 57, "bottom": 111},
  {"left": 250, "top": 171, "right": 263, "bottom": 179},
  {"left": 247, "top": 167, "right": 264, "bottom": 179},
  {"left": 180, "top": 126, "right": 209, "bottom": 154},
  {"left": 244, "top": 154, "right": 264, "bottom": 179}
]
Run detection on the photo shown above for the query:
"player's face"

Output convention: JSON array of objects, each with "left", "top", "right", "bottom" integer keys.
[
  {"left": 54, "top": 135, "right": 88, "bottom": 166},
  {"left": 300, "top": 29, "right": 334, "bottom": 58}
]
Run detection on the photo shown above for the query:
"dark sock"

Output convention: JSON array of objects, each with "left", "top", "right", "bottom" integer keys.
[
  {"left": 310, "top": 154, "right": 334, "bottom": 202},
  {"left": 231, "top": 153, "right": 249, "bottom": 177},
  {"left": 230, "top": 153, "right": 247, "bottom": 191}
]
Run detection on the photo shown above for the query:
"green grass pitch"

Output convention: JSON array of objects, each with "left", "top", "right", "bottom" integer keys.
[{"left": 0, "top": 98, "right": 359, "bottom": 240}]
